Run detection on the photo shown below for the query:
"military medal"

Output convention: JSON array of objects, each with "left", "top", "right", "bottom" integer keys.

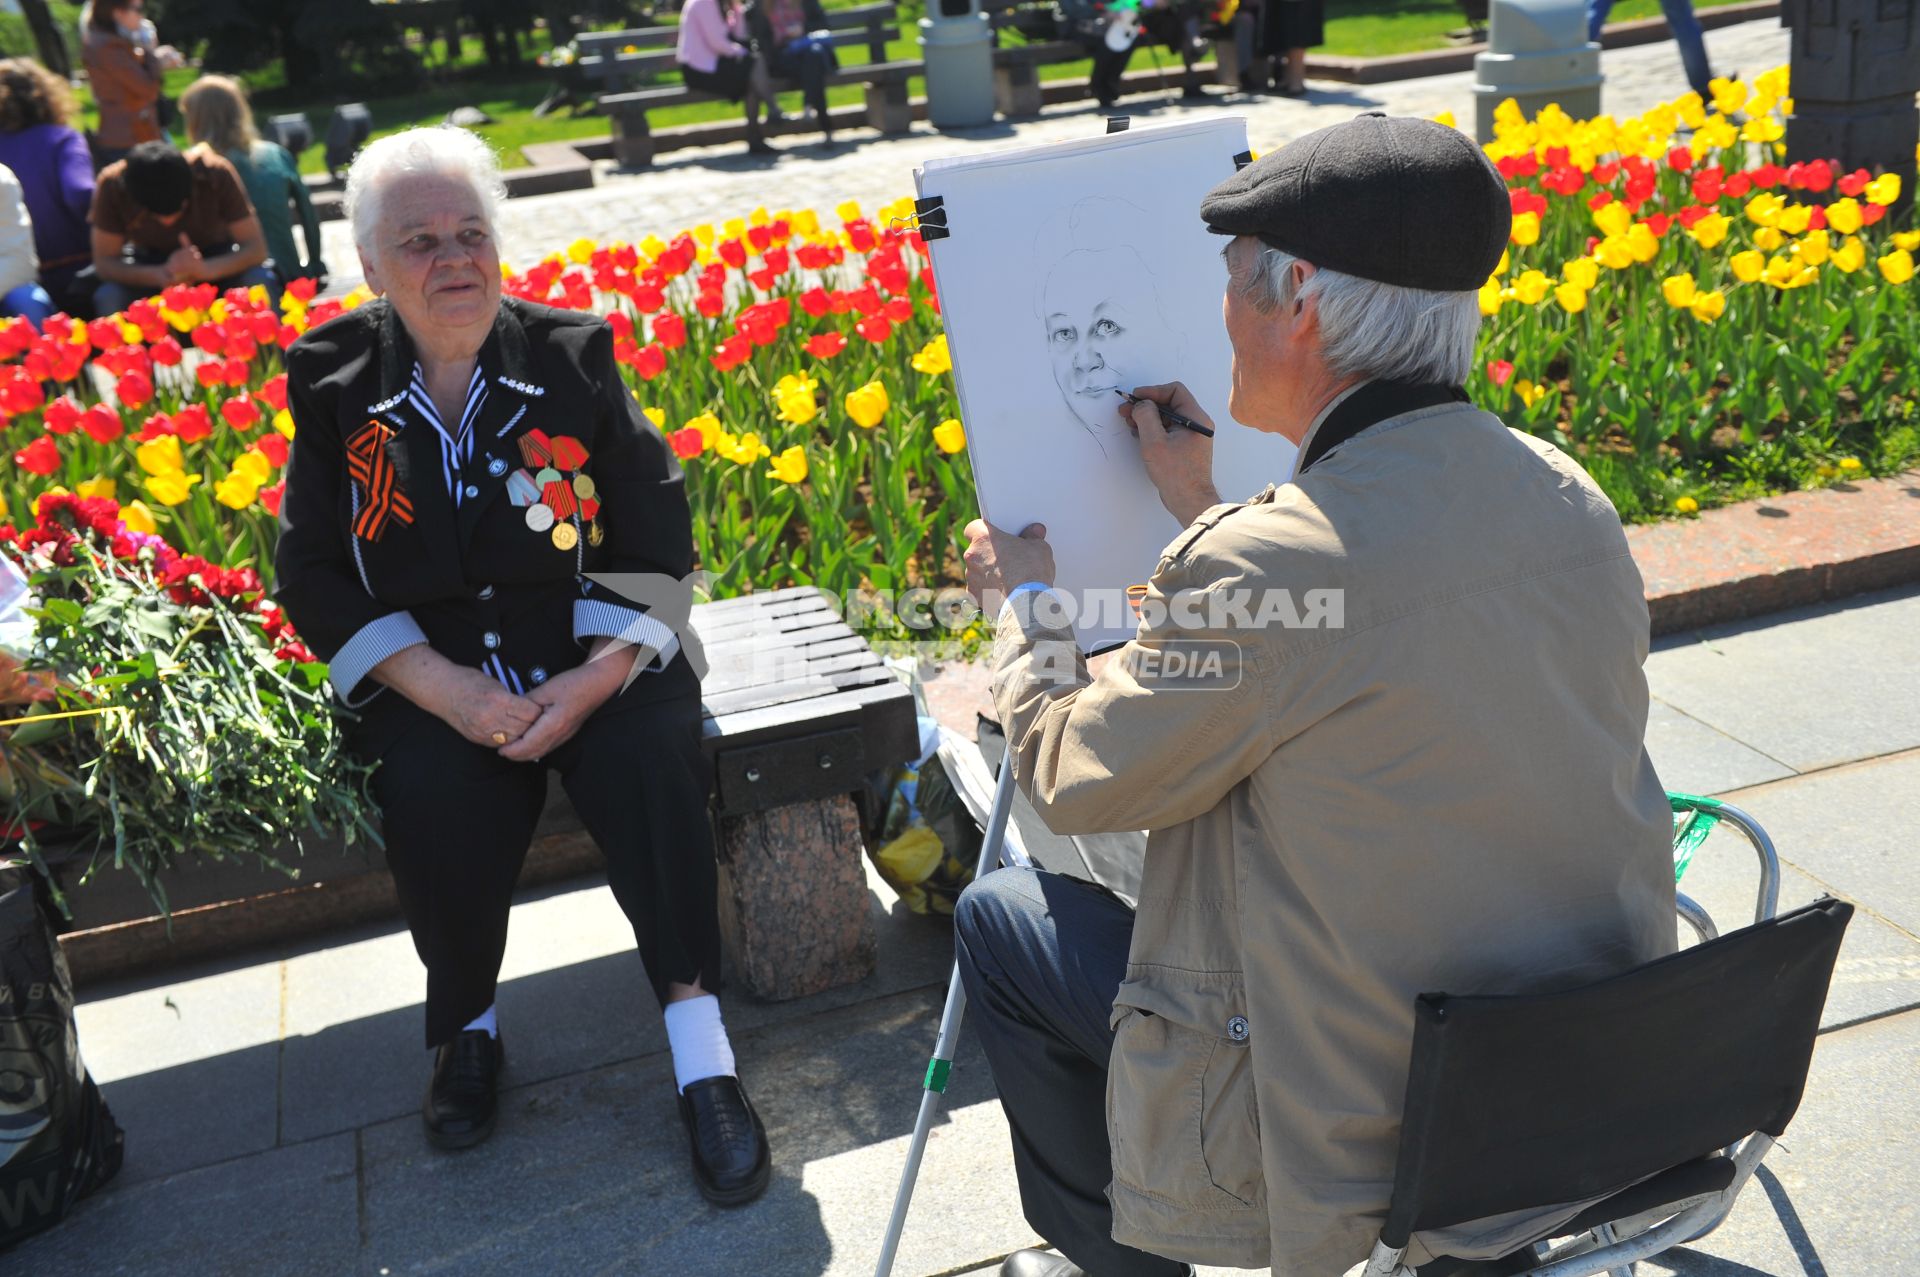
[
  {"left": 587, "top": 519, "right": 604, "bottom": 546},
  {"left": 572, "top": 473, "right": 596, "bottom": 501},
  {"left": 552, "top": 521, "right": 579, "bottom": 551},
  {"left": 505, "top": 469, "right": 541, "bottom": 507},
  {"left": 526, "top": 503, "right": 556, "bottom": 532}
]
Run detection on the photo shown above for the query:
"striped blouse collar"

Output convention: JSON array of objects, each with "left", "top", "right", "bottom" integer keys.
[{"left": 367, "top": 296, "right": 540, "bottom": 421}]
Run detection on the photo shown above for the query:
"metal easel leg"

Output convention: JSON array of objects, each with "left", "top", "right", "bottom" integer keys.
[{"left": 872, "top": 754, "right": 1021, "bottom": 1277}]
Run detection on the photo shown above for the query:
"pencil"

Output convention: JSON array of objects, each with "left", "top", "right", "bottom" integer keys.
[{"left": 1115, "top": 390, "right": 1216, "bottom": 438}]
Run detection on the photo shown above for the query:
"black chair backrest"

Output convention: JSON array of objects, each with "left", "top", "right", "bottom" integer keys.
[{"left": 1380, "top": 896, "right": 1852, "bottom": 1249}]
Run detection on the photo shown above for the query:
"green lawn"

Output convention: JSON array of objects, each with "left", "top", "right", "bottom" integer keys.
[{"left": 1, "top": 0, "right": 1766, "bottom": 172}]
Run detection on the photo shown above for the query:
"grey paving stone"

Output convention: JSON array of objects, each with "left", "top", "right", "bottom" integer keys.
[
  {"left": 4, "top": 1133, "right": 358, "bottom": 1277},
  {"left": 1715, "top": 749, "right": 1920, "bottom": 942},
  {"left": 356, "top": 983, "right": 1008, "bottom": 1277},
  {"left": 1647, "top": 699, "right": 1797, "bottom": 798},
  {"left": 318, "top": 24, "right": 1791, "bottom": 293},
  {"left": 71, "top": 961, "right": 282, "bottom": 1187},
  {"left": 1647, "top": 586, "right": 1920, "bottom": 774}
]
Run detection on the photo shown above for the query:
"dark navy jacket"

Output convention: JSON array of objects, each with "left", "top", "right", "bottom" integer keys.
[{"left": 274, "top": 296, "right": 698, "bottom": 718}]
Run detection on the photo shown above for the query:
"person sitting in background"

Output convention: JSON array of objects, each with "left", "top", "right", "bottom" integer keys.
[
  {"left": 88, "top": 140, "right": 271, "bottom": 317},
  {"left": 0, "top": 59, "right": 94, "bottom": 314},
  {"left": 747, "top": 0, "right": 837, "bottom": 148},
  {"left": 179, "top": 75, "right": 327, "bottom": 288},
  {"left": 0, "top": 164, "right": 52, "bottom": 326},
  {"left": 79, "top": 0, "right": 174, "bottom": 168},
  {"left": 675, "top": 0, "right": 779, "bottom": 157}
]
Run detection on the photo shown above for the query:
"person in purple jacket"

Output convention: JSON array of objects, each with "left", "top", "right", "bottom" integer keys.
[{"left": 0, "top": 60, "right": 96, "bottom": 314}]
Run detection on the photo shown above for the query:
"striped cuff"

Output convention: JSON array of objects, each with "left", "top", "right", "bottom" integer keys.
[
  {"left": 328, "top": 611, "right": 428, "bottom": 706},
  {"left": 573, "top": 599, "right": 680, "bottom": 674}
]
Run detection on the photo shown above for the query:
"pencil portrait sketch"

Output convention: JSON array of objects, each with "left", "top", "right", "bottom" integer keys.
[{"left": 1031, "top": 198, "right": 1187, "bottom": 448}]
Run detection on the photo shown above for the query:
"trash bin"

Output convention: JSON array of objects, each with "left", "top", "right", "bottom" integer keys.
[
  {"left": 921, "top": 0, "right": 996, "bottom": 129},
  {"left": 1471, "top": 0, "right": 1602, "bottom": 142}
]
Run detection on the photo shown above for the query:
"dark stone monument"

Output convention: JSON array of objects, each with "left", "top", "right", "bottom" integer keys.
[{"left": 1782, "top": 0, "right": 1918, "bottom": 216}]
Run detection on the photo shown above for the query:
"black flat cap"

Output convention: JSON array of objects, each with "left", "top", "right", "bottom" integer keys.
[{"left": 1202, "top": 112, "right": 1511, "bottom": 292}]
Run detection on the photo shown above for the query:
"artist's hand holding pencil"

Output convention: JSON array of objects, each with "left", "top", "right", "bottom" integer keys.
[{"left": 1123, "top": 382, "right": 1223, "bottom": 528}]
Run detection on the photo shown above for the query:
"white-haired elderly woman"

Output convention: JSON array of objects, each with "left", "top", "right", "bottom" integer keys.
[
  {"left": 955, "top": 116, "right": 1675, "bottom": 1277},
  {"left": 273, "top": 127, "right": 770, "bottom": 1204}
]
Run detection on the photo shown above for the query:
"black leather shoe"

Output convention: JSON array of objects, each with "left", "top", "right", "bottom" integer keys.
[
  {"left": 423, "top": 1029, "right": 503, "bottom": 1150},
  {"left": 678, "top": 1075, "right": 771, "bottom": 1206},
  {"left": 999, "top": 1251, "right": 1088, "bottom": 1277}
]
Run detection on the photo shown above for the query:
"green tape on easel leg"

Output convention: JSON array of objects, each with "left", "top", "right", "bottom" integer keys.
[{"left": 925, "top": 1058, "right": 952, "bottom": 1093}]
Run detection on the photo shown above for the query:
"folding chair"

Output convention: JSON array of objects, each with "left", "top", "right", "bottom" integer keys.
[{"left": 1360, "top": 891, "right": 1852, "bottom": 1277}]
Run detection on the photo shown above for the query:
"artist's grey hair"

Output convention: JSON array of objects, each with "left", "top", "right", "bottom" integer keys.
[
  {"left": 1236, "top": 243, "right": 1482, "bottom": 386},
  {"left": 344, "top": 126, "right": 507, "bottom": 256}
]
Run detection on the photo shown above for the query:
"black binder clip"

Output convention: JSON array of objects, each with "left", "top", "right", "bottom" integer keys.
[
  {"left": 1106, "top": 115, "right": 1131, "bottom": 134},
  {"left": 915, "top": 194, "right": 950, "bottom": 242},
  {"left": 1234, "top": 149, "right": 1254, "bottom": 171}
]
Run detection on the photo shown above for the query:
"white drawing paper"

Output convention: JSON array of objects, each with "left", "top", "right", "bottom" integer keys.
[{"left": 918, "top": 117, "right": 1299, "bottom": 651}]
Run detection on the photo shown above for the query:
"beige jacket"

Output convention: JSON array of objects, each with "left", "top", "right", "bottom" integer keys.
[
  {"left": 991, "top": 397, "right": 1676, "bottom": 1275},
  {"left": 83, "top": 28, "right": 163, "bottom": 150}
]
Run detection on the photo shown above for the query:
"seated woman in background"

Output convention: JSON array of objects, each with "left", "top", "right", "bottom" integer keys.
[
  {"left": 747, "top": 0, "right": 837, "bottom": 148},
  {"left": 0, "top": 163, "right": 53, "bottom": 326},
  {"left": 675, "top": 0, "right": 779, "bottom": 157},
  {"left": 179, "top": 75, "right": 327, "bottom": 287},
  {"left": 0, "top": 59, "right": 96, "bottom": 313}
]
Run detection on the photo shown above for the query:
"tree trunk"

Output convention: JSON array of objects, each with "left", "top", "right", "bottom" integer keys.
[{"left": 19, "top": 0, "right": 71, "bottom": 80}]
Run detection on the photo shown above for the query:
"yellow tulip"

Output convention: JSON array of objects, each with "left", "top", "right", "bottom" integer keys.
[
  {"left": 933, "top": 418, "right": 967, "bottom": 454},
  {"left": 772, "top": 372, "right": 820, "bottom": 425},
  {"left": 845, "top": 380, "right": 890, "bottom": 428},
  {"left": 214, "top": 471, "right": 260, "bottom": 510},
  {"left": 1626, "top": 223, "right": 1660, "bottom": 264},
  {"left": 791, "top": 209, "right": 820, "bottom": 237},
  {"left": 642, "top": 406, "right": 666, "bottom": 429},
  {"left": 1698, "top": 114, "right": 1738, "bottom": 151},
  {"left": 1775, "top": 203, "right": 1811, "bottom": 235},
  {"left": 1596, "top": 236, "right": 1635, "bottom": 270},
  {"left": 723, "top": 217, "right": 747, "bottom": 240},
  {"left": 690, "top": 223, "right": 715, "bottom": 247},
  {"left": 1730, "top": 250, "right": 1765, "bottom": 283},
  {"left": 1661, "top": 272, "right": 1697, "bottom": 308},
  {"left": 1675, "top": 496, "right": 1699, "bottom": 514},
  {"left": 233, "top": 450, "right": 274, "bottom": 484},
  {"left": 1513, "top": 379, "right": 1548, "bottom": 409},
  {"left": 768, "top": 445, "right": 809, "bottom": 485},
  {"left": 1825, "top": 198, "right": 1863, "bottom": 235},
  {"left": 1894, "top": 231, "right": 1920, "bottom": 252},
  {"left": 76, "top": 475, "right": 116, "bottom": 500},
  {"left": 567, "top": 238, "right": 597, "bottom": 264},
  {"left": 144, "top": 471, "right": 201, "bottom": 506},
  {"left": 686, "top": 412, "right": 723, "bottom": 449},
  {"left": 1511, "top": 269, "right": 1551, "bottom": 305},
  {"left": 1478, "top": 278, "right": 1504, "bottom": 316},
  {"left": 1509, "top": 211, "right": 1540, "bottom": 247},
  {"left": 1676, "top": 93, "right": 1707, "bottom": 130},
  {"left": 1561, "top": 257, "right": 1600, "bottom": 290},
  {"left": 1762, "top": 254, "right": 1800, "bottom": 289},
  {"left": 1878, "top": 248, "right": 1915, "bottom": 285},
  {"left": 910, "top": 335, "right": 952, "bottom": 376},
  {"left": 1753, "top": 226, "right": 1785, "bottom": 252},
  {"left": 639, "top": 234, "right": 668, "bottom": 260},
  {"left": 135, "top": 435, "right": 185, "bottom": 476},
  {"left": 835, "top": 199, "right": 863, "bottom": 223},
  {"left": 1432, "top": 109, "right": 1457, "bottom": 129},
  {"left": 1831, "top": 237, "right": 1867, "bottom": 273},
  {"left": 1710, "top": 77, "right": 1747, "bottom": 115},
  {"left": 1688, "top": 289, "right": 1726, "bottom": 323},
  {"left": 1839, "top": 456, "right": 1863, "bottom": 472},
  {"left": 1494, "top": 248, "right": 1510, "bottom": 277},
  {"left": 1865, "top": 173, "right": 1902, "bottom": 207},
  {"left": 1744, "top": 192, "right": 1785, "bottom": 228},
  {"left": 1740, "top": 115, "right": 1784, "bottom": 145},
  {"left": 1592, "top": 202, "right": 1632, "bottom": 239},
  {"left": 117, "top": 319, "right": 143, "bottom": 346},
  {"left": 1687, "top": 212, "right": 1730, "bottom": 251},
  {"left": 120, "top": 500, "right": 157, "bottom": 534},
  {"left": 1554, "top": 282, "right": 1588, "bottom": 313}
]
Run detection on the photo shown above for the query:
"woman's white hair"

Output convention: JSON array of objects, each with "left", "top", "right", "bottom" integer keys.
[
  {"left": 1239, "top": 243, "right": 1482, "bottom": 386},
  {"left": 343, "top": 126, "right": 507, "bottom": 256}
]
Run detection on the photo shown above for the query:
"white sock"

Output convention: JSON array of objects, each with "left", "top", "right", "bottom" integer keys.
[
  {"left": 663, "top": 994, "right": 736, "bottom": 1093},
  {"left": 462, "top": 1004, "right": 499, "bottom": 1038}
]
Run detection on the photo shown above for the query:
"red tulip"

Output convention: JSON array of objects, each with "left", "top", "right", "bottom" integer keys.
[
  {"left": 80, "top": 404, "right": 125, "bottom": 443},
  {"left": 633, "top": 342, "right": 667, "bottom": 380},
  {"left": 43, "top": 394, "right": 82, "bottom": 435},
  {"left": 260, "top": 479, "right": 287, "bottom": 516},
  {"left": 882, "top": 297, "right": 913, "bottom": 324},
  {"left": 669, "top": 427, "right": 705, "bottom": 459},
  {"left": 116, "top": 369, "right": 154, "bottom": 410},
  {"left": 806, "top": 332, "right": 847, "bottom": 359},
  {"left": 13, "top": 434, "right": 58, "bottom": 475},
  {"left": 710, "top": 335, "right": 753, "bottom": 372},
  {"left": 1486, "top": 359, "right": 1514, "bottom": 387},
  {"left": 652, "top": 312, "right": 686, "bottom": 350},
  {"left": 800, "top": 287, "right": 832, "bottom": 318},
  {"left": 854, "top": 315, "right": 892, "bottom": 344},
  {"left": 256, "top": 433, "right": 290, "bottom": 467},
  {"left": 260, "top": 373, "right": 288, "bottom": 412},
  {"left": 221, "top": 395, "right": 261, "bottom": 430},
  {"left": 173, "top": 403, "right": 214, "bottom": 442}
]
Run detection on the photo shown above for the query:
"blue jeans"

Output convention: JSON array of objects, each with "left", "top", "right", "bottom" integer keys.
[
  {"left": 1589, "top": 0, "right": 1713, "bottom": 98},
  {"left": 0, "top": 283, "right": 54, "bottom": 327},
  {"left": 92, "top": 263, "right": 278, "bottom": 320}
]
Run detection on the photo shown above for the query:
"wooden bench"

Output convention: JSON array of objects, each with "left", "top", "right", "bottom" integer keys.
[{"left": 57, "top": 585, "right": 921, "bottom": 1002}]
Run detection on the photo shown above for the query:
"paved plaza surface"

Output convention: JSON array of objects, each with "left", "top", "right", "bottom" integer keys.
[
  {"left": 319, "top": 21, "right": 1792, "bottom": 283},
  {"left": 25, "top": 21, "right": 1920, "bottom": 1276}
]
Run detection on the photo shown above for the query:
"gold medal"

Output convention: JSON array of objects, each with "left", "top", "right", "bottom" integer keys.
[
  {"left": 551, "top": 521, "right": 579, "bottom": 551},
  {"left": 525, "top": 503, "right": 556, "bottom": 532},
  {"left": 572, "top": 473, "right": 596, "bottom": 501},
  {"left": 587, "top": 518, "right": 605, "bottom": 547}
]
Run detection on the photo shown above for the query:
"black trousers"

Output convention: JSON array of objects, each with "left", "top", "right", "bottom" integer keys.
[
  {"left": 351, "top": 689, "right": 722, "bottom": 1048},
  {"left": 953, "top": 868, "right": 1189, "bottom": 1277},
  {"left": 771, "top": 39, "right": 836, "bottom": 118}
]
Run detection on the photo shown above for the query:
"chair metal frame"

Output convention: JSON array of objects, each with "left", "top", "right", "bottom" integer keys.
[{"left": 1362, "top": 795, "right": 1789, "bottom": 1277}]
